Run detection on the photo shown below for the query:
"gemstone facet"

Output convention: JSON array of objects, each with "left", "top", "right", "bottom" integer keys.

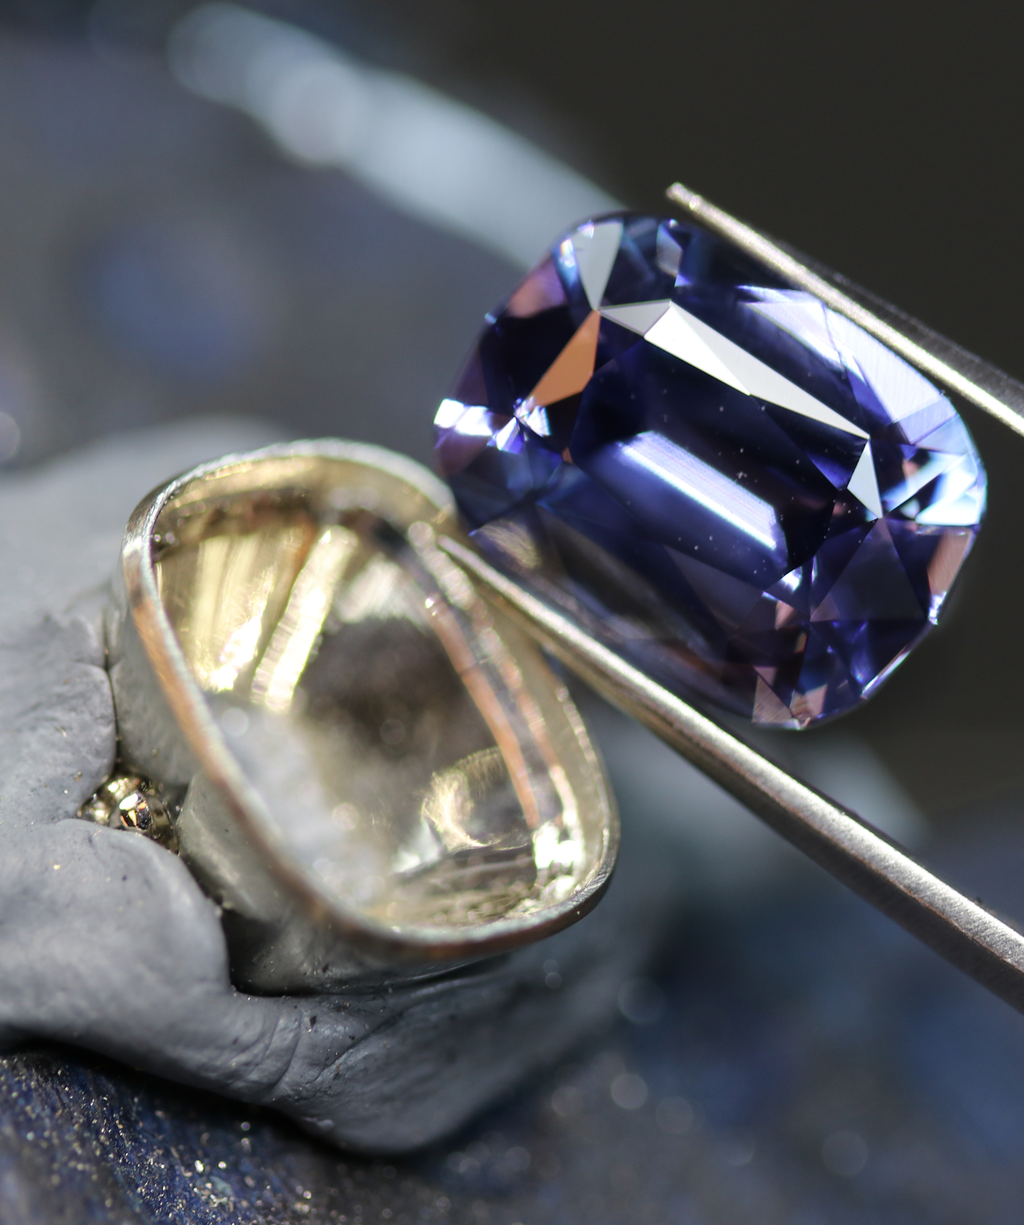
[{"left": 435, "top": 213, "right": 987, "bottom": 727}]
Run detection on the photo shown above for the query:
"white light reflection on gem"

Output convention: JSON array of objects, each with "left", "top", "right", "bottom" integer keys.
[
  {"left": 882, "top": 449, "right": 960, "bottom": 513},
  {"left": 616, "top": 431, "right": 782, "bottom": 554},
  {"left": 655, "top": 225, "right": 683, "bottom": 279},
  {"left": 518, "top": 405, "right": 551, "bottom": 436},
  {"left": 646, "top": 304, "right": 869, "bottom": 440},
  {"left": 493, "top": 418, "right": 521, "bottom": 451},
  {"left": 775, "top": 567, "right": 802, "bottom": 594},
  {"left": 846, "top": 443, "right": 883, "bottom": 518},
  {"left": 916, "top": 454, "right": 987, "bottom": 526},
  {"left": 572, "top": 220, "right": 623, "bottom": 308},
  {"left": 443, "top": 404, "right": 493, "bottom": 438},
  {"left": 435, "top": 397, "right": 468, "bottom": 429},
  {"left": 744, "top": 290, "right": 842, "bottom": 370},
  {"left": 828, "top": 312, "right": 943, "bottom": 424}
]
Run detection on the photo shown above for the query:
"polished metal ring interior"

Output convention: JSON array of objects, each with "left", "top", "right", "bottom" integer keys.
[{"left": 106, "top": 440, "right": 617, "bottom": 992}]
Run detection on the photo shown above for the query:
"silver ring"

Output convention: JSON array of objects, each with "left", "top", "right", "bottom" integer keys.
[{"left": 101, "top": 438, "right": 617, "bottom": 993}]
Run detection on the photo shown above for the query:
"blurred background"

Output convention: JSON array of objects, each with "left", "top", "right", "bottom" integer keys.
[{"left": 2, "top": 2, "right": 1024, "bottom": 1222}]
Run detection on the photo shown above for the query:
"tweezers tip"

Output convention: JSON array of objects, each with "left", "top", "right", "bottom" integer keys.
[{"left": 665, "top": 181, "right": 701, "bottom": 210}]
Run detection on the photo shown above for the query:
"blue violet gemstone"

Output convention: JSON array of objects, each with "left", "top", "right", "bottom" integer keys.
[{"left": 434, "top": 213, "right": 987, "bottom": 727}]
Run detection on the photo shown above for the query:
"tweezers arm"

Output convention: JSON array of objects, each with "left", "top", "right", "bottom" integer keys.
[
  {"left": 439, "top": 535, "right": 1024, "bottom": 1015},
  {"left": 666, "top": 182, "right": 1024, "bottom": 438}
]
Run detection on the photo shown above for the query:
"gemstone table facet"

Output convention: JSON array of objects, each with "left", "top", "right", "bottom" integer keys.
[{"left": 435, "top": 213, "right": 987, "bottom": 727}]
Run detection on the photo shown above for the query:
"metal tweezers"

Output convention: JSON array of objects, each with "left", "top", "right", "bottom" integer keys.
[{"left": 440, "top": 182, "right": 1024, "bottom": 1015}]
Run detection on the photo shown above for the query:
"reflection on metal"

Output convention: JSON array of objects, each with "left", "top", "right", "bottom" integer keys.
[
  {"left": 169, "top": 4, "right": 618, "bottom": 269},
  {"left": 108, "top": 441, "right": 617, "bottom": 991},
  {"left": 249, "top": 527, "right": 356, "bottom": 712},
  {"left": 79, "top": 773, "right": 179, "bottom": 852}
]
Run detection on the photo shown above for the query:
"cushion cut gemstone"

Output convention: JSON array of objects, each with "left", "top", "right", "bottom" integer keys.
[{"left": 434, "top": 213, "right": 987, "bottom": 727}]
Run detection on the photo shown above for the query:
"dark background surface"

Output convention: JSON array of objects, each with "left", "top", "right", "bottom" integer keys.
[{"left": 2, "top": 2, "right": 1024, "bottom": 1221}]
